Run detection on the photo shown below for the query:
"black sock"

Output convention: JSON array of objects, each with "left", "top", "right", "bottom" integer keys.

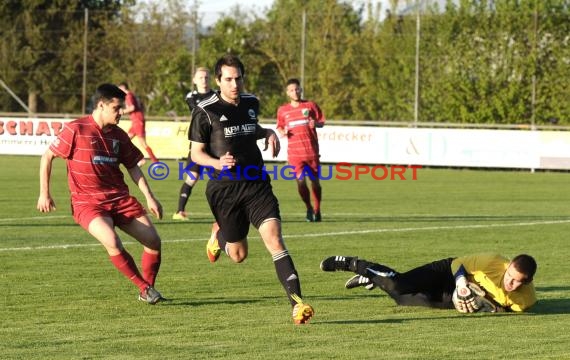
[
  {"left": 273, "top": 250, "right": 301, "bottom": 306},
  {"left": 356, "top": 259, "right": 397, "bottom": 276},
  {"left": 177, "top": 183, "right": 193, "bottom": 212}
]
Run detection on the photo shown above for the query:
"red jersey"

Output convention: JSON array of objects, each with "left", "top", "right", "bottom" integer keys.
[
  {"left": 125, "top": 91, "right": 145, "bottom": 126},
  {"left": 49, "top": 115, "right": 143, "bottom": 204},
  {"left": 276, "top": 100, "right": 325, "bottom": 161}
]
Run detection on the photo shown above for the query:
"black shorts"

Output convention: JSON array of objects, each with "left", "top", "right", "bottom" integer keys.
[
  {"left": 394, "top": 257, "right": 456, "bottom": 308},
  {"left": 206, "top": 180, "right": 281, "bottom": 241}
]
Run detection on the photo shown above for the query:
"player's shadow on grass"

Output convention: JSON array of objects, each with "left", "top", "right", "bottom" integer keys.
[
  {"left": 157, "top": 298, "right": 262, "bottom": 307},
  {"left": 288, "top": 214, "right": 570, "bottom": 224},
  {"left": 536, "top": 285, "right": 570, "bottom": 292},
  {"left": 311, "top": 294, "right": 379, "bottom": 302},
  {"left": 319, "top": 312, "right": 518, "bottom": 325},
  {"left": 530, "top": 286, "right": 570, "bottom": 314},
  {"left": 160, "top": 219, "right": 215, "bottom": 225},
  {"left": 326, "top": 286, "right": 570, "bottom": 315},
  {"left": 321, "top": 318, "right": 406, "bottom": 325},
  {"left": 530, "top": 298, "right": 570, "bottom": 314}
]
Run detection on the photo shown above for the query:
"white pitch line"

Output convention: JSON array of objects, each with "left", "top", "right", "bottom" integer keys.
[
  {"left": 1, "top": 218, "right": 569, "bottom": 252},
  {"left": 0, "top": 215, "right": 69, "bottom": 223},
  {"left": 0, "top": 237, "right": 209, "bottom": 252}
]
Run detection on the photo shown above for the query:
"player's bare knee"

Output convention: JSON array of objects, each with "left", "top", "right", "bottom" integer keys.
[
  {"left": 144, "top": 247, "right": 160, "bottom": 254},
  {"left": 230, "top": 253, "right": 247, "bottom": 263}
]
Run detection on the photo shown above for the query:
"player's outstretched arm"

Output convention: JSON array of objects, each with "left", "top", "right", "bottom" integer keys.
[
  {"left": 191, "top": 142, "right": 235, "bottom": 170},
  {"left": 275, "top": 126, "right": 287, "bottom": 138},
  {"left": 261, "top": 128, "right": 280, "bottom": 158},
  {"left": 37, "top": 149, "right": 57, "bottom": 212},
  {"left": 127, "top": 166, "right": 163, "bottom": 220},
  {"left": 312, "top": 103, "right": 325, "bottom": 128}
]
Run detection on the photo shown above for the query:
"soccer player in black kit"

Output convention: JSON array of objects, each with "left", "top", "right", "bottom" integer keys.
[
  {"left": 190, "top": 54, "right": 314, "bottom": 324},
  {"left": 173, "top": 67, "right": 216, "bottom": 221}
]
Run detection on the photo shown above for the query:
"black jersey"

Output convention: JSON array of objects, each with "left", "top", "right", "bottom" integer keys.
[
  {"left": 185, "top": 89, "right": 216, "bottom": 113},
  {"left": 190, "top": 92, "right": 267, "bottom": 180}
]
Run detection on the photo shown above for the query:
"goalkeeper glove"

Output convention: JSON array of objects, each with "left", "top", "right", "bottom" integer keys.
[{"left": 454, "top": 265, "right": 480, "bottom": 313}]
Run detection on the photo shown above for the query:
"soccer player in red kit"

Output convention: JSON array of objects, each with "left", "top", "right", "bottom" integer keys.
[
  {"left": 276, "top": 78, "right": 325, "bottom": 222},
  {"left": 37, "top": 83, "right": 165, "bottom": 304},
  {"left": 118, "top": 82, "right": 159, "bottom": 165}
]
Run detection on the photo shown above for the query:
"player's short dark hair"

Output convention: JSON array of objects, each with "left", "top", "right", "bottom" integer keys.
[
  {"left": 93, "top": 83, "right": 126, "bottom": 106},
  {"left": 511, "top": 254, "right": 537, "bottom": 283},
  {"left": 286, "top": 78, "right": 301, "bottom": 87},
  {"left": 118, "top": 82, "right": 129, "bottom": 90},
  {"left": 214, "top": 54, "right": 245, "bottom": 80}
]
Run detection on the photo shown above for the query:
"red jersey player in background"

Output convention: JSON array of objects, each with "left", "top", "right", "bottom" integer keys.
[
  {"left": 118, "top": 82, "right": 159, "bottom": 165},
  {"left": 37, "top": 83, "right": 165, "bottom": 304},
  {"left": 276, "top": 78, "right": 325, "bottom": 222}
]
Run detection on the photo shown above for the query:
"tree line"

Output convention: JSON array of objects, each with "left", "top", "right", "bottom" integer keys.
[{"left": 0, "top": 0, "right": 568, "bottom": 125}]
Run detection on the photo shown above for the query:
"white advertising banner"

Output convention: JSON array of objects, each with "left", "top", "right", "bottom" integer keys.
[
  {"left": 0, "top": 117, "right": 190, "bottom": 158},
  {"left": 536, "top": 131, "right": 570, "bottom": 169},
  {"left": 262, "top": 125, "right": 563, "bottom": 170},
  {"left": 0, "top": 117, "right": 68, "bottom": 155},
  {"left": 375, "top": 127, "right": 537, "bottom": 168},
  {"left": 2, "top": 117, "right": 570, "bottom": 170}
]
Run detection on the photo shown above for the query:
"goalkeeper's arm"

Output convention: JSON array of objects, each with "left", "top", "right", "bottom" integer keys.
[{"left": 454, "top": 265, "right": 479, "bottom": 313}]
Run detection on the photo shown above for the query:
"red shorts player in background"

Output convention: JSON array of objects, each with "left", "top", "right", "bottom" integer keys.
[
  {"left": 37, "top": 83, "right": 165, "bottom": 304},
  {"left": 118, "top": 82, "right": 158, "bottom": 165},
  {"left": 276, "top": 78, "right": 325, "bottom": 222}
]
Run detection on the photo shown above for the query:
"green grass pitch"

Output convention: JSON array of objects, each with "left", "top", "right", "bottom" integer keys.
[{"left": 1, "top": 155, "right": 570, "bottom": 359}]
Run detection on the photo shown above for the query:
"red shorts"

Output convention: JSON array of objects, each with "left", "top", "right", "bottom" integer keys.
[
  {"left": 128, "top": 121, "right": 145, "bottom": 137},
  {"left": 289, "top": 158, "right": 320, "bottom": 179},
  {"left": 72, "top": 196, "right": 146, "bottom": 230}
]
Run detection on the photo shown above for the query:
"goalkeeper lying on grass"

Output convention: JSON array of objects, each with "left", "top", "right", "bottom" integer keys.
[{"left": 320, "top": 253, "right": 537, "bottom": 313}]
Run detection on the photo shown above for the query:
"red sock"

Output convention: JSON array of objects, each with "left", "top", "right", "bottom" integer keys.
[
  {"left": 145, "top": 146, "right": 159, "bottom": 163},
  {"left": 311, "top": 182, "right": 322, "bottom": 213},
  {"left": 297, "top": 182, "right": 312, "bottom": 210},
  {"left": 141, "top": 251, "right": 161, "bottom": 287},
  {"left": 109, "top": 250, "right": 148, "bottom": 292}
]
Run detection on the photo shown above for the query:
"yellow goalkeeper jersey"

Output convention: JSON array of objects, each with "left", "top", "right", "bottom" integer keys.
[{"left": 451, "top": 253, "right": 536, "bottom": 312}]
